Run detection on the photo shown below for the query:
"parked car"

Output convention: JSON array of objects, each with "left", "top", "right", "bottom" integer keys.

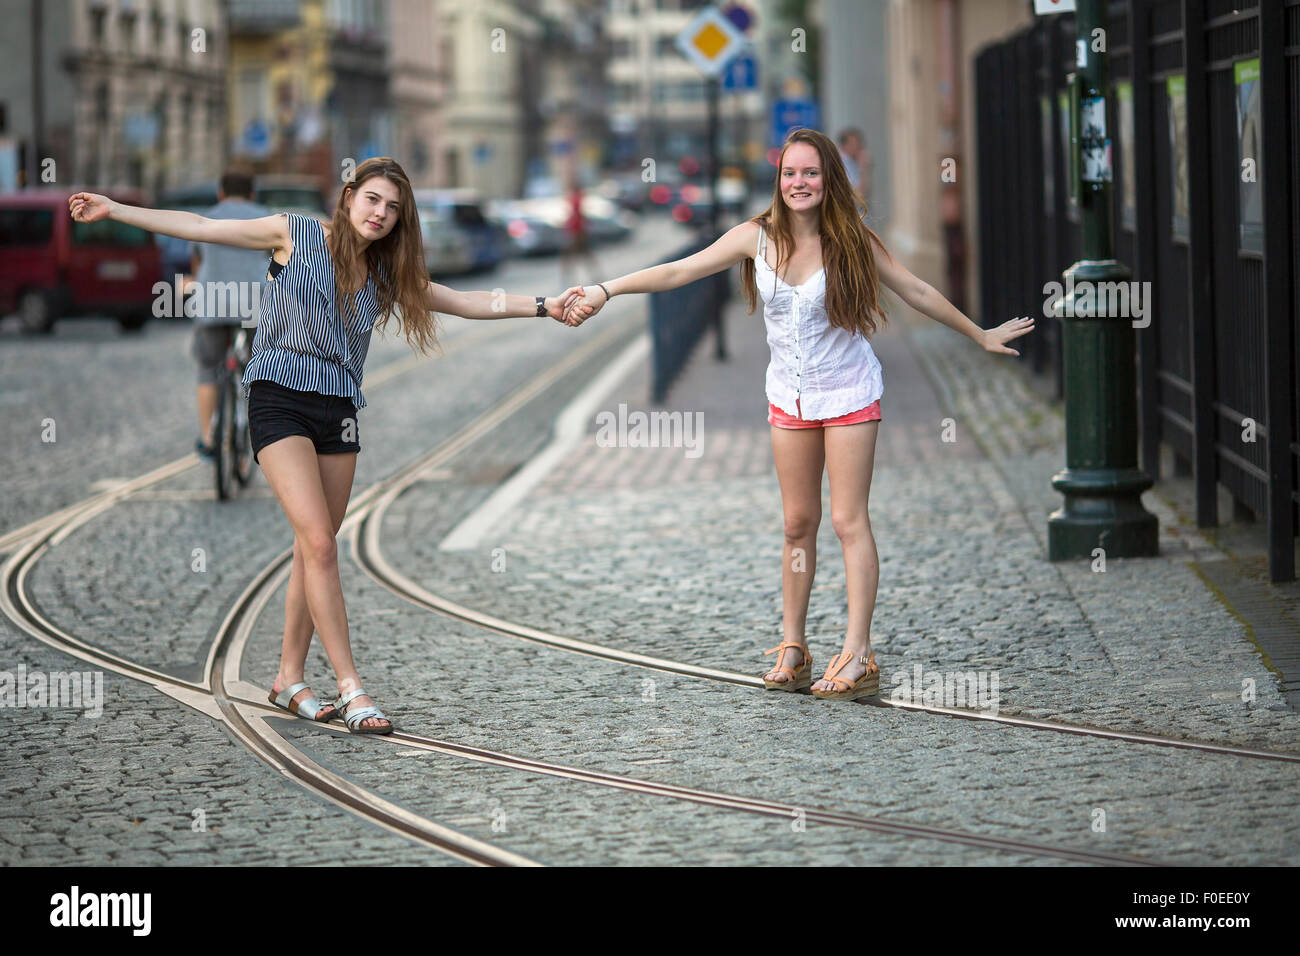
[
  {"left": 595, "top": 174, "right": 649, "bottom": 213},
  {"left": 419, "top": 205, "right": 475, "bottom": 277},
  {"left": 413, "top": 189, "right": 503, "bottom": 274},
  {"left": 580, "top": 194, "right": 636, "bottom": 244},
  {"left": 515, "top": 195, "right": 635, "bottom": 246},
  {"left": 485, "top": 199, "right": 567, "bottom": 257},
  {"left": 669, "top": 176, "right": 749, "bottom": 228},
  {"left": 250, "top": 174, "right": 327, "bottom": 217},
  {"left": 158, "top": 175, "right": 326, "bottom": 217},
  {"left": 0, "top": 189, "right": 162, "bottom": 334}
]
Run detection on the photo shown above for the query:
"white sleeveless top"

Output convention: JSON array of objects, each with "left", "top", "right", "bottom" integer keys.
[{"left": 754, "top": 225, "right": 884, "bottom": 420}]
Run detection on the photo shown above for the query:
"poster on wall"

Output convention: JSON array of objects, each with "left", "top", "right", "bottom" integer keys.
[
  {"left": 1166, "top": 74, "right": 1189, "bottom": 240},
  {"left": 1116, "top": 81, "right": 1136, "bottom": 230},
  {"left": 1235, "top": 58, "right": 1262, "bottom": 253}
]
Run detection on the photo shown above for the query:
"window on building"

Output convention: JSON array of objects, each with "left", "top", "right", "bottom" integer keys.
[
  {"left": 154, "top": 93, "right": 168, "bottom": 158},
  {"left": 120, "top": 11, "right": 137, "bottom": 54},
  {"left": 150, "top": 6, "right": 164, "bottom": 51},
  {"left": 180, "top": 92, "right": 192, "bottom": 156},
  {"left": 90, "top": 7, "right": 106, "bottom": 46},
  {"left": 441, "top": 36, "right": 454, "bottom": 91},
  {"left": 444, "top": 147, "right": 460, "bottom": 188},
  {"left": 610, "top": 37, "right": 631, "bottom": 58},
  {"left": 238, "top": 70, "right": 265, "bottom": 137}
]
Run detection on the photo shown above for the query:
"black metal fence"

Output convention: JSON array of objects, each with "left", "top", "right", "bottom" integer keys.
[
  {"left": 975, "top": 0, "right": 1298, "bottom": 582},
  {"left": 648, "top": 236, "right": 731, "bottom": 402}
]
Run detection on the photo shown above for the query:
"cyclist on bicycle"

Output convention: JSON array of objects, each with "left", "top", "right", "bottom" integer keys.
[{"left": 190, "top": 169, "right": 270, "bottom": 459}]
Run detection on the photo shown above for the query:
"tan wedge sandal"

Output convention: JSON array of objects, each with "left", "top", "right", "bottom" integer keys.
[
  {"left": 811, "top": 650, "right": 880, "bottom": 700},
  {"left": 762, "top": 640, "right": 813, "bottom": 691}
]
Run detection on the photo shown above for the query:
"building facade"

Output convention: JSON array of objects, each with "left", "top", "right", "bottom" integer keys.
[
  {"left": 0, "top": 0, "right": 226, "bottom": 195},
  {"left": 604, "top": 0, "right": 766, "bottom": 175}
]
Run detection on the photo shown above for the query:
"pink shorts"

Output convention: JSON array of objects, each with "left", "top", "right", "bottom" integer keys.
[{"left": 768, "top": 398, "right": 882, "bottom": 429}]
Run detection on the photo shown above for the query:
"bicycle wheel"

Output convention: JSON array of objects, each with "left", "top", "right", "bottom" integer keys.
[
  {"left": 233, "top": 383, "right": 254, "bottom": 486},
  {"left": 214, "top": 377, "right": 236, "bottom": 501}
]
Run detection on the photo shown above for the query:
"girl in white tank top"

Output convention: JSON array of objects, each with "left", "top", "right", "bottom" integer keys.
[{"left": 557, "top": 129, "right": 1033, "bottom": 700}]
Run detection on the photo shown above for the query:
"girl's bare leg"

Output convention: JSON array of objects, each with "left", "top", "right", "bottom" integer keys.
[
  {"left": 765, "top": 424, "right": 826, "bottom": 682},
  {"left": 271, "top": 447, "right": 354, "bottom": 717},
  {"left": 812, "top": 420, "right": 881, "bottom": 691},
  {"left": 259, "top": 438, "right": 387, "bottom": 729}
]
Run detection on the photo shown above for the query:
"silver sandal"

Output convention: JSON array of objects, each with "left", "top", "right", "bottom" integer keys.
[
  {"left": 268, "top": 681, "right": 337, "bottom": 721},
  {"left": 335, "top": 687, "right": 394, "bottom": 734}
]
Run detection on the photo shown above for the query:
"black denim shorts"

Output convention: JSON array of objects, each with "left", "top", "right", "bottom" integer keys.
[{"left": 248, "top": 380, "right": 361, "bottom": 464}]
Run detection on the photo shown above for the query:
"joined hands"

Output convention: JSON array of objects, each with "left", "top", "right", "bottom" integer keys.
[{"left": 554, "top": 284, "right": 609, "bottom": 327}]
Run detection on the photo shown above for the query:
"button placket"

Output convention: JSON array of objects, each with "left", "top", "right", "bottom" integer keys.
[{"left": 792, "top": 288, "right": 803, "bottom": 395}]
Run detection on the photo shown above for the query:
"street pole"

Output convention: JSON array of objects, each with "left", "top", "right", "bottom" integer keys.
[
  {"left": 706, "top": 73, "right": 719, "bottom": 239},
  {"left": 29, "top": 0, "right": 44, "bottom": 189},
  {"left": 1047, "top": 0, "right": 1158, "bottom": 560},
  {"left": 707, "top": 72, "right": 726, "bottom": 360}
]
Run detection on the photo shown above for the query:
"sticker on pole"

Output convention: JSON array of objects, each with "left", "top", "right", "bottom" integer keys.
[
  {"left": 1034, "top": 0, "right": 1076, "bottom": 13},
  {"left": 1080, "top": 96, "right": 1112, "bottom": 183},
  {"left": 675, "top": 6, "right": 746, "bottom": 77}
]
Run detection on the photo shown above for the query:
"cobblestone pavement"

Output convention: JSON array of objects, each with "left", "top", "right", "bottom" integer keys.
[
  {"left": 3, "top": 221, "right": 1297, "bottom": 865},
  {"left": 373, "top": 299, "right": 1300, "bottom": 865}
]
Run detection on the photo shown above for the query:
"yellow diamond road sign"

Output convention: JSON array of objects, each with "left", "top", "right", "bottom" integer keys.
[{"left": 675, "top": 7, "right": 746, "bottom": 77}]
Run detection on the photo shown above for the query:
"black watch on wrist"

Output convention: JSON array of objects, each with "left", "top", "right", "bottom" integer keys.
[{"left": 535, "top": 295, "right": 547, "bottom": 317}]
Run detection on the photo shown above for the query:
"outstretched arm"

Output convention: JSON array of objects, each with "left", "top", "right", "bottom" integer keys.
[
  {"left": 873, "top": 241, "right": 1033, "bottom": 355},
  {"left": 427, "top": 282, "right": 585, "bottom": 322},
  {"left": 68, "top": 192, "right": 288, "bottom": 253},
  {"left": 563, "top": 221, "right": 759, "bottom": 323}
]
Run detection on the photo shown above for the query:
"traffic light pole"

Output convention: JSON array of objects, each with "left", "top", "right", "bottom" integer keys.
[{"left": 1046, "top": 0, "right": 1158, "bottom": 561}]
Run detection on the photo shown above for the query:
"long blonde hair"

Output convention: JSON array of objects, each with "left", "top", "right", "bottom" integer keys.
[
  {"left": 741, "top": 128, "right": 891, "bottom": 337},
  {"left": 327, "top": 157, "right": 441, "bottom": 355}
]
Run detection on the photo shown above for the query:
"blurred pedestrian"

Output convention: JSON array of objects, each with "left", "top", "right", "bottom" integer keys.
[
  {"left": 189, "top": 169, "right": 269, "bottom": 459},
  {"left": 558, "top": 128, "right": 1032, "bottom": 701},
  {"left": 559, "top": 174, "right": 602, "bottom": 288},
  {"left": 69, "top": 158, "right": 588, "bottom": 734},
  {"left": 837, "top": 127, "right": 873, "bottom": 209}
]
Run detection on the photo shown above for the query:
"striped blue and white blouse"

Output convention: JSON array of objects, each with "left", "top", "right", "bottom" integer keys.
[{"left": 241, "top": 211, "right": 382, "bottom": 409}]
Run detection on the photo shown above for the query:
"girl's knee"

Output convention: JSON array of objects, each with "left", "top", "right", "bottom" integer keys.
[
  {"left": 296, "top": 530, "right": 338, "bottom": 567},
  {"left": 783, "top": 513, "right": 821, "bottom": 544},
  {"left": 831, "top": 512, "right": 871, "bottom": 543}
]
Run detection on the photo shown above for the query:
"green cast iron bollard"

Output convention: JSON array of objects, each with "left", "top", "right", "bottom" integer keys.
[{"left": 1047, "top": 0, "right": 1158, "bottom": 561}]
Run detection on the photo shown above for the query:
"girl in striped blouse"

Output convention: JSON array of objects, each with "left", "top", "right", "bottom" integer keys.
[{"left": 69, "top": 158, "right": 589, "bottom": 733}]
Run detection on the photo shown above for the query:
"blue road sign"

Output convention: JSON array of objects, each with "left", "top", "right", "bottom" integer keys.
[
  {"left": 722, "top": 53, "right": 758, "bottom": 91},
  {"left": 242, "top": 119, "right": 270, "bottom": 157},
  {"left": 770, "top": 98, "right": 821, "bottom": 147},
  {"left": 723, "top": 2, "right": 754, "bottom": 34}
]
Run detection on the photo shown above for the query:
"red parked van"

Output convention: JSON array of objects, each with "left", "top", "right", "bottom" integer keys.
[{"left": 0, "top": 189, "right": 162, "bottom": 334}]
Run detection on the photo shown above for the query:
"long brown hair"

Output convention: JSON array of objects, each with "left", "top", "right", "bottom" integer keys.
[
  {"left": 741, "top": 128, "right": 891, "bottom": 338},
  {"left": 326, "top": 157, "right": 441, "bottom": 355}
]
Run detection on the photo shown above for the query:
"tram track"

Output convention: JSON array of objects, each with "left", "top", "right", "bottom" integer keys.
[
  {"left": 1, "top": 320, "right": 553, "bottom": 865},
  {"left": 2, "top": 308, "right": 1287, "bottom": 867},
  {"left": 350, "top": 365, "right": 1300, "bottom": 767}
]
